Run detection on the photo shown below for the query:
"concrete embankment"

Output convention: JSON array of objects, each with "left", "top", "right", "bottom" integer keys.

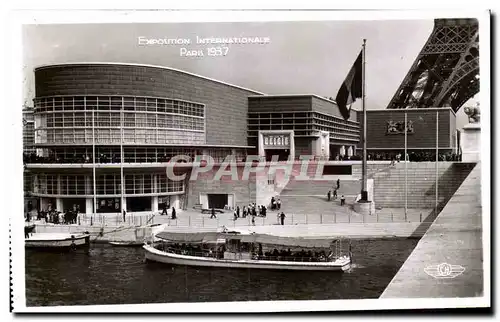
[
  {"left": 381, "top": 163, "right": 483, "bottom": 298},
  {"left": 32, "top": 221, "right": 427, "bottom": 241},
  {"left": 159, "top": 222, "right": 426, "bottom": 239}
]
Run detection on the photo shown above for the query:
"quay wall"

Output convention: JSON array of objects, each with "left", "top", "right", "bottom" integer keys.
[{"left": 381, "top": 163, "right": 483, "bottom": 298}]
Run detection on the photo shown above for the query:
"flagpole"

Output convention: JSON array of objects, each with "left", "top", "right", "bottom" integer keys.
[
  {"left": 92, "top": 109, "right": 97, "bottom": 219},
  {"left": 120, "top": 102, "right": 125, "bottom": 216},
  {"left": 435, "top": 110, "right": 439, "bottom": 213},
  {"left": 361, "top": 39, "right": 368, "bottom": 201},
  {"left": 404, "top": 110, "right": 407, "bottom": 221}
]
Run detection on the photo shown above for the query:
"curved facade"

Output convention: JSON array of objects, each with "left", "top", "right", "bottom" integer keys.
[
  {"left": 30, "top": 63, "right": 262, "bottom": 214},
  {"left": 34, "top": 63, "right": 262, "bottom": 146}
]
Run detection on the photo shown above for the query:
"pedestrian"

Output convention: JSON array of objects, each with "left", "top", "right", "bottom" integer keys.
[
  {"left": 337, "top": 179, "right": 340, "bottom": 190},
  {"left": 161, "top": 207, "right": 168, "bottom": 216},
  {"left": 242, "top": 206, "right": 247, "bottom": 218},
  {"left": 327, "top": 190, "right": 331, "bottom": 201},
  {"left": 333, "top": 189, "right": 338, "bottom": 200},
  {"left": 251, "top": 215, "right": 255, "bottom": 226},
  {"left": 271, "top": 197, "right": 276, "bottom": 210},
  {"left": 123, "top": 210, "right": 126, "bottom": 222},
  {"left": 210, "top": 207, "right": 217, "bottom": 219},
  {"left": 236, "top": 206, "right": 240, "bottom": 218},
  {"left": 261, "top": 205, "right": 267, "bottom": 218},
  {"left": 277, "top": 198, "right": 281, "bottom": 210},
  {"left": 280, "top": 212, "right": 286, "bottom": 225},
  {"left": 340, "top": 195, "right": 346, "bottom": 206},
  {"left": 234, "top": 210, "right": 238, "bottom": 221},
  {"left": 171, "top": 207, "right": 176, "bottom": 220}
]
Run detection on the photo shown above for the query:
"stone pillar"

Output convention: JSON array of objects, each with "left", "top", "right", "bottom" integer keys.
[
  {"left": 227, "top": 194, "right": 234, "bottom": 209},
  {"left": 85, "top": 198, "right": 93, "bottom": 214},
  {"left": 289, "top": 131, "right": 295, "bottom": 160},
  {"left": 340, "top": 146, "right": 346, "bottom": 157},
  {"left": 324, "top": 132, "right": 330, "bottom": 160},
  {"left": 57, "top": 175, "right": 62, "bottom": 196},
  {"left": 461, "top": 123, "right": 481, "bottom": 162},
  {"left": 122, "top": 197, "right": 127, "bottom": 213},
  {"left": 151, "top": 196, "right": 159, "bottom": 213},
  {"left": 258, "top": 132, "right": 265, "bottom": 159},
  {"left": 85, "top": 175, "right": 92, "bottom": 195},
  {"left": 56, "top": 198, "right": 63, "bottom": 212}
]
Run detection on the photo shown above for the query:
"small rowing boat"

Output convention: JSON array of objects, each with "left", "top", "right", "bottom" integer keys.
[
  {"left": 25, "top": 233, "right": 90, "bottom": 250},
  {"left": 109, "top": 241, "right": 144, "bottom": 247}
]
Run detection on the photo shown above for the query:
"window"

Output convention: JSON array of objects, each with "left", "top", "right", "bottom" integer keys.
[
  {"left": 111, "top": 97, "right": 122, "bottom": 111},
  {"left": 146, "top": 98, "right": 157, "bottom": 112},
  {"left": 147, "top": 113, "right": 156, "bottom": 127},
  {"left": 124, "top": 113, "right": 135, "bottom": 127},
  {"left": 136, "top": 113, "right": 147, "bottom": 127},
  {"left": 98, "top": 96, "right": 110, "bottom": 111},
  {"left": 135, "top": 98, "right": 146, "bottom": 111}
]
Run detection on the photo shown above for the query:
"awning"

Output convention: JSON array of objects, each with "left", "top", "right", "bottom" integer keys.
[
  {"left": 253, "top": 235, "right": 335, "bottom": 248},
  {"left": 155, "top": 231, "right": 220, "bottom": 243},
  {"left": 156, "top": 231, "right": 339, "bottom": 248}
]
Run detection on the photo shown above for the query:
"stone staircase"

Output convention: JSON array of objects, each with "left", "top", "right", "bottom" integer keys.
[{"left": 373, "top": 162, "right": 476, "bottom": 208}]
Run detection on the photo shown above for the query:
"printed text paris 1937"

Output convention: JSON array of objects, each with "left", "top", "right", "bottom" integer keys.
[{"left": 137, "top": 35, "right": 271, "bottom": 57}]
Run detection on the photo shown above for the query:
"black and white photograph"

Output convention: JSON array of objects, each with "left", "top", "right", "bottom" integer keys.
[{"left": 7, "top": 8, "right": 490, "bottom": 313}]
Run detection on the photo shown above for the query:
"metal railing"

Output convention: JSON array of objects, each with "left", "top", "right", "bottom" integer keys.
[{"left": 26, "top": 209, "right": 427, "bottom": 228}]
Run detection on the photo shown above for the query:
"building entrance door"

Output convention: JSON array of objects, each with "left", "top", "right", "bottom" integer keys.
[
  {"left": 207, "top": 194, "right": 228, "bottom": 209},
  {"left": 264, "top": 149, "right": 290, "bottom": 161},
  {"left": 128, "top": 196, "right": 151, "bottom": 212}
]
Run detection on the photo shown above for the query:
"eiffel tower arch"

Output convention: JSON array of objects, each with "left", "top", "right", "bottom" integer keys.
[{"left": 386, "top": 18, "right": 479, "bottom": 113}]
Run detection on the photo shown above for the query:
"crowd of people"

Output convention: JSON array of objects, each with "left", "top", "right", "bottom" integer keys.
[
  {"left": 156, "top": 243, "right": 229, "bottom": 260},
  {"left": 24, "top": 150, "right": 462, "bottom": 165},
  {"left": 333, "top": 151, "right": 462, "bottom": 162},
  {"left": 326, "top": 179, "right": 346, "bottom": 206},
  {"left": 255, "top": 248, "right": 334, "bottom": 262},
  {"left": 155, "top": 242, "right": 335, "bottom": 262},
  {"left": 229, "top": 199, "right": 287, "bottom": 225},
  {"left": 27, "top": 208, "right": 79, "bottom": 225},
  {"left": 23, "top": 152, "right": 194, "bottom": 164}
]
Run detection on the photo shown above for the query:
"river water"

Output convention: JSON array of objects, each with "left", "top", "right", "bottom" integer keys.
[{"left": 25, "top": 238, "right": 418, "bottom": 306}]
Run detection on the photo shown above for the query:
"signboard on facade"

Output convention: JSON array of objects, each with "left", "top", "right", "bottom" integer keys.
[
  {"left": 386, "top": 120, "right": 414, "bottom": 135},
  {"left": 263, "top": 134, "right": 290, "bottom": 147}
]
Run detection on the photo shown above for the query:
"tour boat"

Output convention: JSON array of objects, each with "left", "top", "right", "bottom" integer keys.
[
  {"left": 143, "top": 228, "right": 351, "bottom": 271},
  {"left": 25, "top": 233, "right": 90, "bottom": 250}
]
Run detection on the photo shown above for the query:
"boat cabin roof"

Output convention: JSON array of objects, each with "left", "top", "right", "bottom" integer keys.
[{"left": 155, "top": 231, "right": 341, "bottom": 248}]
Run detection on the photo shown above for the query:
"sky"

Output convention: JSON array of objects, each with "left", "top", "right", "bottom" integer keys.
[{"left": 22, "top": 19, "right": 473, "bottom": 126}]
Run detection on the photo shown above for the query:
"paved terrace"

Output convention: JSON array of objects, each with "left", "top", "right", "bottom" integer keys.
[
  {"left": 30, "top": 206, "right": 434, "bottom": 241},
  {"left": 381, "top": 163, "right": 483, "bottom": 298}
]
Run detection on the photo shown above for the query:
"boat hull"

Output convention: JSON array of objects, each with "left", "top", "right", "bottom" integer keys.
[
  {"left": 143, "top": 245, "right": 350, "bottom": 271},
  {"left": 25, "top": 234, "right": 90, "bottom": 249}
]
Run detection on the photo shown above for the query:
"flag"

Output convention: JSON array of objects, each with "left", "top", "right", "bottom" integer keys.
[{"left": 335, "top": 50, "right": 363, "bottom": 121}]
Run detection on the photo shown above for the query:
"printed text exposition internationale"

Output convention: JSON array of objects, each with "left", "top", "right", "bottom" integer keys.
[{"left": 138, "top": 36, "right": 271, "bottom": 57}]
